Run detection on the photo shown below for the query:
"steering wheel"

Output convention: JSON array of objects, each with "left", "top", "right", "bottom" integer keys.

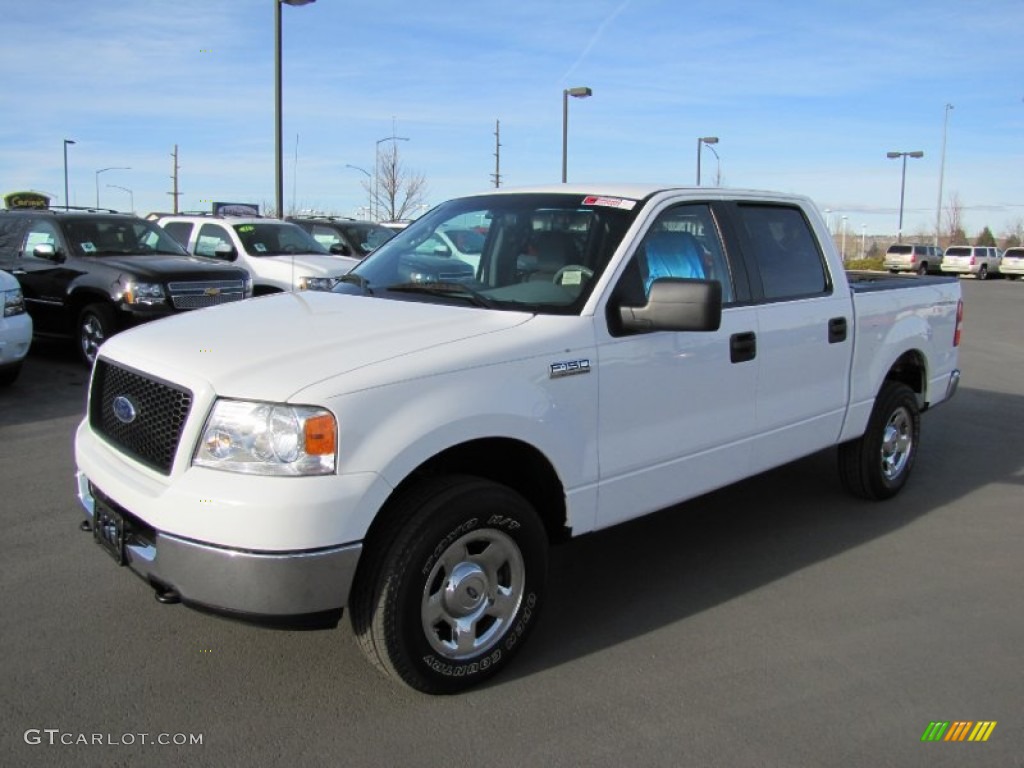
[{"left": 552, "top": 264, "right": 594, "bottom": 285}]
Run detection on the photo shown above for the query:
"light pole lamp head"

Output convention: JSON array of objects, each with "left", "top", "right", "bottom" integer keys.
[
  {"left": 700, "top": 136, "right": 719, "bottom": 145},
  {"left": 565, "top": 86, "right": 592, "bottom": 99},
  {"left": 281, "top": 0, "right": 315, "bottom": 6},
  {"left": 908, "top": 151, "right": 924, "bottom": 159},
  {"left": 886, "top": 151, "right": 902, "bottom": 159},
  {"left": 64, "top": 138, "right": 76, "bottom": 146}
]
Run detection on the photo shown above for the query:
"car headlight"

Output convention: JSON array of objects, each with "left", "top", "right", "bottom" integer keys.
[
  {"left": 123, "top": 281, "right": 166, "bottom": 305},
  {"left": 2, "top": 288, "right": 26, "bottom": 317},
  {"left": 194, "top": 400, "right": 336, "bottom": 476},
  {"left": 244, "top": 275, "right": 254, "bottom": 298},
  {"left": 297, "top": 276, "right": 337, "bottom": 291}
]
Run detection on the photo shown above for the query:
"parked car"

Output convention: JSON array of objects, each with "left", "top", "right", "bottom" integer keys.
[
  {"left": 75, "top": 184, "right": 962, "bottom": 693},
  {"left": 287, "top": 216, "right": 396, "bottom": 259},
  {"left": 999, "top": 247, "right": 1024, "bottom": 280},
  {"left": 157, "top": 214, "right": 359, "bottom": 294},
  {"left": 0, "top": 207, "right": 251, "bottom": 365},
  {"left": 883, "top": 243, "right": 944, "bottom": 275},
  {"left": 941, "top": 245, "right": 1002, "bottom": 280},
  {"left": 0, "top": 269, "right": 32, "bottom": 385}
]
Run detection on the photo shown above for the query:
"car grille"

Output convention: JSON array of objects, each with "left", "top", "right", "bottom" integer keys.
[
  {"left": 89, "top": 360, "right": 193, "bottom": 475},
  {"left": 167, "top": 279, "right": 246, "bottom": 310}
]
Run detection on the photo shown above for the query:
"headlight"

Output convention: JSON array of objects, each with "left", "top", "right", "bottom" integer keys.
[
  {"left": 124, "top": 281, "right": 166, "bottom": 305},
  {"left": 194, "top": 400, "right": 336, "bottom": 476},
  {"left": 2, "top": 288, "right": 26, "bottom": 317},
  {"left": 297, "top": 276, "right": 337, "bottom": 291},
  {"left": 244, "top": 275, "right": 254, "bottom": 298}
]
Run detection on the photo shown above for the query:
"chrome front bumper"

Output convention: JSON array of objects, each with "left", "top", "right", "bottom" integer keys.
[{"left": 76, "top": 472, "right": 362, "bottom": 620}]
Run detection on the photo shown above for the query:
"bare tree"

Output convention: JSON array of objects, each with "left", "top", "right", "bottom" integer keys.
[
  {"left": 364, "top": 143, "right": 428, "bottom": 222},
  {"left": 944, "top": 191, "right": 966, "bottom": 246}
]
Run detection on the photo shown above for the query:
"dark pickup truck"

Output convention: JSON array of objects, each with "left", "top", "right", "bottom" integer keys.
[{"left": 0, "top": 207, "right": 252, "bottom": 365}]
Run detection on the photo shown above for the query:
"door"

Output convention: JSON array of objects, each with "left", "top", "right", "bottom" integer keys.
[
  {"left": 594, "top": 201, "right": 759, "bottom": 529},
  {"left": 16, "top": 217, "right": 79, "bottom": 333},
  {"left": 728, "top": 203, "right": 852, "bottom": 473}
]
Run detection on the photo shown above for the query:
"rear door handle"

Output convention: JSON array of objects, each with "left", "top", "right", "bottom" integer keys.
[
  {"left": 730, "top": 331, "right": 756, "bottom": 363},
  {"left": 828, "top": 317, "right": 848, "bottom": 344}
]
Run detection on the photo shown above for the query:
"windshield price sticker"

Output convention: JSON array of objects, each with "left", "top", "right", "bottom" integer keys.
[{"left": 582, "top": 196, "right": 637, "bottom": 210}]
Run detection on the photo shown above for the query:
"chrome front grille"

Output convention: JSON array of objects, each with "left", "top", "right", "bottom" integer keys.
[{"left": 168, "top": 279, "right": 246, "bottom": 310}]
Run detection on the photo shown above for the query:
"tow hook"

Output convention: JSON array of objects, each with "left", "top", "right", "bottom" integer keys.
[{"left": 154, "top": 586, "right": 181, "bottom": 605}]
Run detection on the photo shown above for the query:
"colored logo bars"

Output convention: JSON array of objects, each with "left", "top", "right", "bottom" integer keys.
[{"left": 921, "top": 721, "right": 997, "bottom": 742}]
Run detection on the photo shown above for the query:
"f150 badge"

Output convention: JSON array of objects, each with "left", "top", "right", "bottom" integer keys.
[{"left": 549, "top": 359, "right": 591, "bottom": 378}]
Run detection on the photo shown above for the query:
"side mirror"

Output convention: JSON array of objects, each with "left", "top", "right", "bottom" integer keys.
[
  {"left": 433, "top": 246, "right": 452, "bottom": 258},
  {"left": 213, "top": 243, "right": 238, "bottom": 261},
  {"left": 618, "top": 278, "right": 722, "bottom": 333},
  {"left": 33, "top": 243, "right": 63, "bottom": 262},
  {"left": 329, "top": 242, "right": 351, "bottom": 256}
]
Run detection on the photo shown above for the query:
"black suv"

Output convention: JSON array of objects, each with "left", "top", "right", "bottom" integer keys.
[
  {"left": 0, "top": 208, "right": 252, "bottom": 365},
  {"left": 287, "top": 216, "right": 396, "bottom": 259}
]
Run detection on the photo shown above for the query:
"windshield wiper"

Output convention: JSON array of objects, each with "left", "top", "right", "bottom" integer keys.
[{"left": 384, "top": 281, "right": 494, "bottom": 308}]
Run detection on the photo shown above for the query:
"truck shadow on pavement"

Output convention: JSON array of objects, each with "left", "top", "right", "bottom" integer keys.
[
  {"left": 504, "top": 384, "right": 1024, "bottom": 684},
  {"left": 0, "top": 341, "right": 89, "bottom": 428}
]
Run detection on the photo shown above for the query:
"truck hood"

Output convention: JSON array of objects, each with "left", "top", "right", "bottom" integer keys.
[
  {"left": 99, "top": 292, "right": 533, "bottom": 402},
  {"left": 92, "top": 254, "right": 248, "bottom": 280},
  {"left": 256, "top": 253, "right": 358, "bottom": 278}
]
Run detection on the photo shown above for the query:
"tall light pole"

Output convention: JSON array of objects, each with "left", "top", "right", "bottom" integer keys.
[
  {"left": 935, "top": 103, "right": 954, "bottom": 248},
  {"left": 275, "top": 0, "right": 316, "bottom": 218},
  {"left": 561, "top": 86, "right": 592, "bottom": 183},
  {"left": 107, "top": 184, "right": 134, "bottom": 213},
  {"left": 346, "top": 164, "right": 372, "bottom": 222},
  {"left": 374, "top": 135, "right": 409, "bottom": 222},
  {"left": 886, "top": 150, "right": 924, "bottom": 243},
  {"left": 841, "top": 215, "right": 848, "bottom": 262},
  {"left": 63, "top": 139, "right": 76, "bottom": 210},
  {"left": 95, "top": 167, "right": 130, "bottom": 208},
  {"left": 696, "top": 136, "right": 718, "bottom": 186},
  {"left": 861, "top": 223, "right": 867, "bottom": 259}
]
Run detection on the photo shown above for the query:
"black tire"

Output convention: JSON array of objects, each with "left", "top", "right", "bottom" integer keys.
[
  {"left": 77, "top": 303, "right": 115, "bottom": 367},
  {"left": 350, "top": 476, "right": 548, "bottom": 694},
  {"left": 977, "top": 265, "right": 988, "bottom": 280},
  {"left": 917, "top": 262, "right": 928, "bottom": 275},
  {"left": 0, "top": 363, "right": 22, "bottom": 387},
  {"left": 838, "top": 382, "right": 920, "bottom": 501}
]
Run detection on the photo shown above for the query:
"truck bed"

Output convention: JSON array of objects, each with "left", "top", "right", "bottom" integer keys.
[{"left": 846, "top": 270, "right": 959, "bottom": 293}]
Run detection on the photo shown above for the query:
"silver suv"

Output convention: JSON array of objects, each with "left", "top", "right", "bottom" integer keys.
[
  {"left": 883, "top": 243, "right": 943, "bottom": 275},
  {"left": 1000, "top": 247, "right": 1024, "bottom": 280},
  {"left": 941, "top": 245, "right": 1002, "bottom": 280},
  {"left": 157, "top": 214, "right": 359, "bottom": 294}
]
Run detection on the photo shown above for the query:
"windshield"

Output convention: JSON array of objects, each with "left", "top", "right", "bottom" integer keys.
[
  {"left": 334, "top": 193, "right": 641, "bottom": 314},
  {"left": 340, "top": 223, "right": 396, "bottom": 255},
  {"left": 64, "top": 217, "right": 189, "bottom": 257},
  {"left": 232, "top": 222, "right": 329, "bottom": 257}
]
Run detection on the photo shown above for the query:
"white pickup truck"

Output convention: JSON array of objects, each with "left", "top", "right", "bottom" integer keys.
[{"left": 75, "top": 185, "right": 962, "bottom": 693}]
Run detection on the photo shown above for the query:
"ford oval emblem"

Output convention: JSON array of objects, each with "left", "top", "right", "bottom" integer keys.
[{"left": 112, "top": 395, "right": 137, "bottom": 424}]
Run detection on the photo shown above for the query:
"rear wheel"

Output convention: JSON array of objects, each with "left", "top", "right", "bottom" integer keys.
[
  {"left": 77, "top": 304, "right": 115, "bottom": 367},
  {"left": 917, "top": 262, "right": 928, "bottom": 275},
  {"left": 977, "top": 264, "right": 989, "bottom": 280},
  {"left": 838, "top": 381, "right": 920, "bottom": 500},
  {"left": 350, "top": 476, "right": 548, "bottom": 694}
]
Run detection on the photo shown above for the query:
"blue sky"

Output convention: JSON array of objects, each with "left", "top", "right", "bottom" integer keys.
[{"left": 2, "top": 0, "right": 1021, "bottom": 239}]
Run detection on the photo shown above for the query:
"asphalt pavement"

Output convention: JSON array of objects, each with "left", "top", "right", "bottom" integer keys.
[{"left": 1, "top": 279, "right": 1021, "bottom": 767}]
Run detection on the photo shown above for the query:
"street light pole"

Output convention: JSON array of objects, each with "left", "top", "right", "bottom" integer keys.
[
  {"left": 861, "top": 224, "right": 867, "bottom": 259},
  {"left": 886, "top": 150, "right": 924, "bottom": 243},
  {"left": 346, "top": 164, "right": 372, "bottom": 222},
  {"left": 696, "top": 136, "right": 718, "bottom": 186},
  {"left": 63, "top": 139, "right": 75, "bottom": 210},
  {"left": 95, "top": 167, "right": 130, "bottom": 208},
  {"left": 374, "top": 135, "right": 410, "bottom": 222},
  {"left": 561, "top": 86, "right": 592, "bottom": 183},
  {"left": 107, "top": 184, "right": 134, "bottom": 213},
  {"left": 841, "top": 216, "right": 848, "bottom": 262},
  {"left": 935, "top": 103, "right": 954, "bottom": 248},
  {"left": 275, "top": 0, "right": 315, "bottom": 219}
]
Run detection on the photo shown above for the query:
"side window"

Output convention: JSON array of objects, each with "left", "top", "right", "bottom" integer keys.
[
  {"left": 614, "top": 203, "right": 734, "bottom": 306},
  {"left": 195, "top": 224, "right": 232, "bottom": 258},
  {"left": 161, "top": 222, "right": 193, "bottom": 249},
  {"left": 737, "top": 205, "right": 828, "bottom": 300},
  {"left": 22, "top": 219, "right": 62, "bottom": 260}
]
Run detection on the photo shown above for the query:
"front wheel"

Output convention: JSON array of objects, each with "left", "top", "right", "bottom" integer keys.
[
  {"left": 77, "top": 303, "right": 115, "bottom": 367},
  {"left": 838, "top": 382, "right": 920, "bottom": 500},
  {"left": 350, "top": 476, "right": 548, "bottom": 694}
]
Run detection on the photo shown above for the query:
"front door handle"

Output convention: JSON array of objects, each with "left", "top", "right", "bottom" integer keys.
[{"left": 730, "top": 331, "right": 757, "bottom": 363}]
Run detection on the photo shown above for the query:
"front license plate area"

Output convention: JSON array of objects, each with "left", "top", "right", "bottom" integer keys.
[{"left": 93, "top": 499, "right": 126, "bottom": 565}]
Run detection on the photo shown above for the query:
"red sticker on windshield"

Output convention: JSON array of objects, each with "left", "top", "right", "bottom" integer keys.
[{"left": 582, "top": 196, "right": 637, "bottom": 210}]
